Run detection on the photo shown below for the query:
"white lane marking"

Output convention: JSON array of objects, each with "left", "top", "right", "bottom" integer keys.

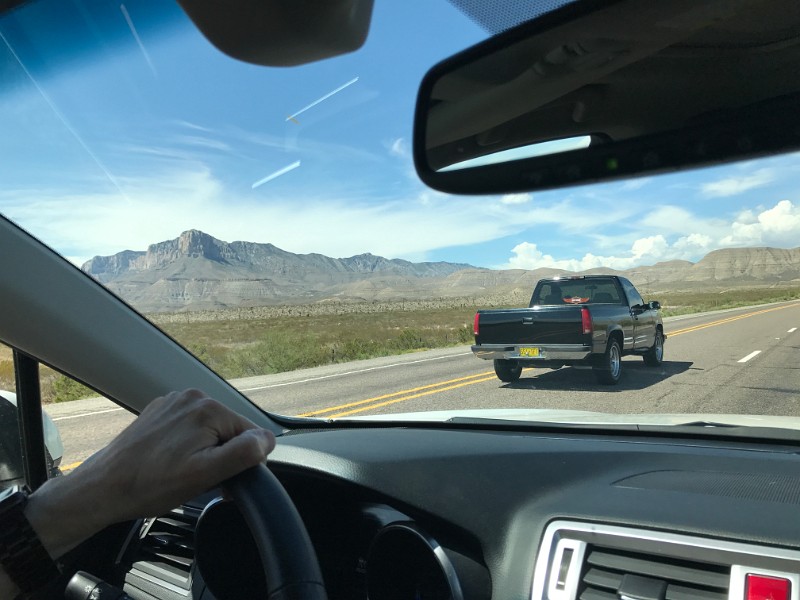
[
  {"left": 738, "top": 350, "right": 762, "bottom": 363},
  {"left": 52, "top": 407, "right": 124, "bottom": 422},
  {"left": 789, "top": 328, "right": 797, "bottom": 333},
  {"left": 239, "top": 352, "right": 473, "bottom": 392}
]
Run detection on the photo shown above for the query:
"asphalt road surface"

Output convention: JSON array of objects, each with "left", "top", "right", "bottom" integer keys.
[{"left": 49, "top": 300, "right": 800, "bottom": 469}]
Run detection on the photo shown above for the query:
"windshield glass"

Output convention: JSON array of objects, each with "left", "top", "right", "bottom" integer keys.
[{"left": 0, "top": 0, "right": 799, "bottom": 434}]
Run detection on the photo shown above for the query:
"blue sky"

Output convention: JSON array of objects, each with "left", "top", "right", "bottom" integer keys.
[{"left": 0, "top": 0, "right": 798, "bottom": 271}]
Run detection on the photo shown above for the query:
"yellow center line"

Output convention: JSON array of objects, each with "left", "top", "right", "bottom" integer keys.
[
  {"left": 326, "top": 375, "right": 499, "bottom": 418},
  {"left": 296, "top": 370, "right": 495, "bottom": 417},
  {"left": 669, "top": 302, "right": 799, "bottom": 337},
  {"left": 61, "top": 461, "right": 82, "bottom": 472}
]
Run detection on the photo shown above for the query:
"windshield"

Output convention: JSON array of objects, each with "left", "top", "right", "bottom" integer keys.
[{"left": 0, "top": 0, "right": 799, "bottom": 437}]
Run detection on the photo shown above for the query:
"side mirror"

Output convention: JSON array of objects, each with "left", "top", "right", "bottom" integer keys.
[{"left": 649, "top": 301, "right": 661, "bottom": 311}]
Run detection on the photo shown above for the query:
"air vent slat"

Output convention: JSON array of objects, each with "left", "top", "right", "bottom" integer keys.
[
  {"left": 156, "top": 516, "right": 196, "bottom": 532},
  {"left": 666, "top": 583, "right": 727, "bottom": 600},
  {"left": 582, "top": 567, "right": 622, "bottom": 590},
  {"left": 135, "top": 506, "right": 199, "bottom": 592},
  {"left": 579, "top": 588, "right": 617, "bottom": 600},
  {"left": 587, "top": 550, "right": 729, "bottom": 589},
  {"left": 131, "top": 560, "right": 191, "bottom": 590},
  {"left": 146, "top": 532, "right": 195, "bottom": 554},
  {"left": 140, "top": 550, "right": 193, "bottom": 569}
]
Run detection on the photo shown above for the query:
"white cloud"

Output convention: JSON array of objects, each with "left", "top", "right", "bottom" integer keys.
[
  {"left": 504, "top": 200, "right": 800, "bottom": 271},
  {"left": 506, "top": 242, "right": 603, "bottom": 271},
  {"left": 620, "top": 177, "right": 652, "bottom": 191},
  {"left": 640, "top": 206, "right": 695, "bottom": 233},
  {"left": 500, "top": 193, "right": 532, "bottom": 205},
  {"left": 630, "top": 235, "right": 669, "bottom": 260},
  {"left": 672, "top": 233, "right": 714, "bottom": 254},
  {"left": 389, "top": 137, "right": 409, "bottom": 158},
  {"left": 172, "top": 134, "right": 231, "bottom": 152},
  {"left": 701, "top": 168, "right": 774, "bottom": 197},
  {"left": 720, "top": 200, "right": 800, "bottom": 247},
  {"left": 506, "top": 235, "right": 686, "bottom": 271}
]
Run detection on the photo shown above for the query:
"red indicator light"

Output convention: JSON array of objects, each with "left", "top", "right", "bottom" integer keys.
[
  {"left": 746, "top": 574, "right": 791, "bottom": 600},
  {"left": 473, "top": 312, "right": 480, "bottom": 336}
]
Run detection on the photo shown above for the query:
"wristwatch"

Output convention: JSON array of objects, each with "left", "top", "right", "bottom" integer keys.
[{"left": 0, "top": 485, "right": 61, "bottom": 596}]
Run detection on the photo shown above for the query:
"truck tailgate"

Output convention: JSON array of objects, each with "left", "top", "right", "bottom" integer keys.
[{"left": 476, "top": 306, "right": 587, "bottom": 345}]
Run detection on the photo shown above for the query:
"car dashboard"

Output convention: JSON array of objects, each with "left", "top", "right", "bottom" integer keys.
[{"left": 98, "top": 425, "right": 800, "bottom": 600}]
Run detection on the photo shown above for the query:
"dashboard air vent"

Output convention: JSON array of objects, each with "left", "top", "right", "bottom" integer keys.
[
  {"left": 132, "top": 505, "right": 200, "bottom": 592},
  {"left": 580, "top": 546, "right": 729, "bottom": 600},
  {"left": 532, "top": 521, "right": 800, "bottom": 600}
]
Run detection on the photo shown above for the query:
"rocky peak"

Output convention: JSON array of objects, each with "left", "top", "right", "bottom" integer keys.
[
  {"left": 142, "top": 230, "right": 237, "bottom": 267},
  {"left": 343, "top": 253, "right": 399, "bottom": 272}
]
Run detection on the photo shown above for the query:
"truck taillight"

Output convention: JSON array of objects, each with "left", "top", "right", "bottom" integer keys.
[
  {"left": 581, "top": 307, "right": 592, "bottom": 335},
  {"left": 473, "top": 312, "right": 480, "bottom": 336}
]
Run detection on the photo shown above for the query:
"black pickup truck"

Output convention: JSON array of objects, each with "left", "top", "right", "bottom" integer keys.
[{"left": 472, "top": 275, "right": 665, "bottom": 384}]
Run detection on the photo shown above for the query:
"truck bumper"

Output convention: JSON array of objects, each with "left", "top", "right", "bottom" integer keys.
[{"left": 471, "top": 344, "right": 592, "bottom": 362}]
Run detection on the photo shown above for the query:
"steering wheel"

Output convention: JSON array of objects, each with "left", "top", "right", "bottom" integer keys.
[{"left": 196, "top": 464, "right": 328, "bottom": 600}]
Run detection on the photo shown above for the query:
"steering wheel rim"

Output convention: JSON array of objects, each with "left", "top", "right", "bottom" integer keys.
[{"left": 215, "top": 464, "right": 328, "bottom": 600}]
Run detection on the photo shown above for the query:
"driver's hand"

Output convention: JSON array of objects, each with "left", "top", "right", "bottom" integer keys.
[{"left": 25, "top": 389, "right": 276, "bottom": 559}]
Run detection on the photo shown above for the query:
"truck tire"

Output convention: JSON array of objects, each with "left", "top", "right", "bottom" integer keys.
[
  {"left": 594, "top": 339, "right": 622, "bottom": 385},
  {"left": 494, "top": 359, "right": 522, "bottom": 382},
  {"left": 643, "top": 329, "right": 664, "bottom": 366}
]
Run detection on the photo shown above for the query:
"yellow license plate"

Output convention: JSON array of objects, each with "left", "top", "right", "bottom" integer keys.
[{"left": 519, "top": 347, "right": 540, "bottom": 357}]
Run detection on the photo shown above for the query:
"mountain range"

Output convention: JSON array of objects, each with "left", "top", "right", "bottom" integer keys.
[{"left": 81, "top": 230, "right": 800, "bottom": 312}]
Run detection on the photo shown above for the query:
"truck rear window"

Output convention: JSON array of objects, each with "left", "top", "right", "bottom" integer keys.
[{"left": 531, "top": 279, "right": 622, "bottom": 305}]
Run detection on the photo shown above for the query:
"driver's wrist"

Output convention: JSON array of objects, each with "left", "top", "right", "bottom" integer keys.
[{"left": 25, "top": 471, "right": 114, "bottom": 560}]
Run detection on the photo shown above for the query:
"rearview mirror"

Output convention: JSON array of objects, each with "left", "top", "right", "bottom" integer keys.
[{"left": 413, "top": 0, "right": 800, "bottom": 194}]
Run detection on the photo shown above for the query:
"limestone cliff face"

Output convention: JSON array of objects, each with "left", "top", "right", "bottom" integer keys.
[
  {"left": 81, "top": 230, "right": 475, "bottom": 311},
  {"left": 82, "top": 250, "right": 144, "bottom": 283},
  {"left": 82, "top": 233, "right": 800, "bottom": 312}
]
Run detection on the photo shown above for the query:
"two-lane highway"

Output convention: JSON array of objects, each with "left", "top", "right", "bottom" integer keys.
[
  {"left": 50, "top": 300, "right": 800, "bottom": 468},
  {"left": 241, "top": 300, "right": 800, "bottom": 418}
]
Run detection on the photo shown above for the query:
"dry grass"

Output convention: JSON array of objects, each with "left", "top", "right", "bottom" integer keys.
[{"left": 160, "top": 307, "right": 477, "bottom": 379}]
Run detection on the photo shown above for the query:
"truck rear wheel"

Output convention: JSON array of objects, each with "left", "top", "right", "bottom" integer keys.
[
  {"left": 594, "top": 339, "right": 622, "bottom": 385},
  {"left": 494, "top": 359, "right": 522, "bottom": 382},
  {"left": 643, "top": 329, "right": 664, "bottom": 366}
]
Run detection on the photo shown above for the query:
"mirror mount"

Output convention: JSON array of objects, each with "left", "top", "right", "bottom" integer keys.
[{"left": 177, "top": 0, "right": 374, "bottom": 67}]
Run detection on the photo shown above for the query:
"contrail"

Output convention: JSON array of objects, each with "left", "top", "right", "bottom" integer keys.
[
  {"left": 252, "top": 160, "right": 301, "bottom": 188},
  {"left": 120, "top": 4, "right": 157, "bottom": 77},
  {"left": 286, "top": 76, "right": 359, "bottom": 123},
  {"left": 0, "top": 31, "right": 128, "bottom": 200}
]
